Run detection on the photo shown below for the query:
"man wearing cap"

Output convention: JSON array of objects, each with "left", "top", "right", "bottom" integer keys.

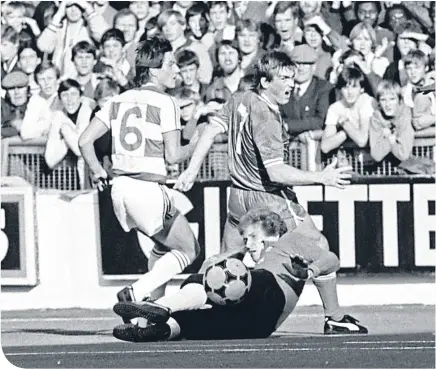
[
  {"left": 2, "top": 70, "right": 54, "bottom": 141},
  {"left": 280, "top": 44, "right": 333, "bottom": 143},
  {"left": 1, "top": 71, "right": 29, "bottom": 137}
]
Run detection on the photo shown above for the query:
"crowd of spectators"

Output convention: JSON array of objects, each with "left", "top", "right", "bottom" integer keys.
[{"left": 1, "top": 1, "right": 435, "bottom": 187}]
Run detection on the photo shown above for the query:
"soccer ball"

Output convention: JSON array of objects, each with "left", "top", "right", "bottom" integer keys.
[{"left": 203, "top": 258, "right": 252, "bottom": 306}]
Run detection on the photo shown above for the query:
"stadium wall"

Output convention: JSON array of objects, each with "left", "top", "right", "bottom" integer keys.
[{"left": 1, "top": 177, "right": 435, "bottom": 310}]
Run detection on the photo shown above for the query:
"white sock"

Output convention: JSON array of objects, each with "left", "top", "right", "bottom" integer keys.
[
  {"left": 167, "top": 317, "right": 181, "bottom": 340},
  {"left": 132, "top": 250, "right": 190, "bottom": 302},
  {"left": 155, "top": 283, "right": 207, "bottom": 313}
]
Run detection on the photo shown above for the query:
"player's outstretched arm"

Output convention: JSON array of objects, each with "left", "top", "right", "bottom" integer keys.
[
  {"left": 174, "top": 122, "right": 223, "bottom": 192},
  {"left": 283, "top": 250, "right": 340, "bottom": 280},
  {"left": 266, "top": 157, "right": 352, "bottom": 189},
  {"left": 79, "top": 117, "right": 110, "bottom": 188}
]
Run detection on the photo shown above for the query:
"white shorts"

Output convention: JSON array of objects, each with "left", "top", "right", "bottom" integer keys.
[{"left": 110, "top": 176, "right": 173, "bottom": 236}]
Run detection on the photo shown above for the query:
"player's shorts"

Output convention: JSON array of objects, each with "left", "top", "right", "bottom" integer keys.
[
  {"left": 172, "top": 269, "right": 294, "bottom": 340},
  {"left": 223, "top": 186, "right": 328, "bottom": 252},
  {"left": 110, "top": 176, "right": 174, "bottom": 236}
]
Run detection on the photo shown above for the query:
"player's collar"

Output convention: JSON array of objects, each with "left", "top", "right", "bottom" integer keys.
[{"left": 258, "top": 92, "right": 280, "bottom": 113}]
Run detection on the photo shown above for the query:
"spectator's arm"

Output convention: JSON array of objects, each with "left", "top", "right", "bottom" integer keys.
[
  {"left": 44, "top": 113, "right": 69, "bottom": 168},
  {"left": 188, "top": 45, "right": 213, "bottom": 85},
  {"left": 20, "top": 98, "right": 52, "bottom": 141},
  {"left": 369, "top": 118, "right": 392, "bottom": 163},
  {"left": 60, "top": 120, "right": 81, "bottom": 156},
  {"left": 1, "top": 125, "right": 20, "bottom": 138},
  {"left": 391, "top": 108, "right": 414, "bottom": 161},
  {"left": 37, "top": 23, "right": 60, "bottom": 54},
  {"left": 80, "top": 1, "right": 109, "bottom": 43},
  {"left": 412, "top": 94, "right": 436, "bottom": 130},
  {"left": 320, "top": 106, "right": 347, "bottom": 153},
  {"left": 402, "top": 3, "right": 434, "bottom": 35}
]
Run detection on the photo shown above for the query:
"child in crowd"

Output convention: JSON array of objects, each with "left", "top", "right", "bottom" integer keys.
[
  {"left": 369, "top": 80, "right": 414, "bottom": 163},
  {"left": 402, "top": 50, "right": 431, "bottom": 108}
]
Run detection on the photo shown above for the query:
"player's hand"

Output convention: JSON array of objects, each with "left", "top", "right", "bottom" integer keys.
[
  {"left": 282, "top": 255, "right": 312, "bottom": 280},
  {"left": 173, "top": 170, "right": 197, "bottom": 192},
  {"left": 320, "top": 157, "right": 352, "bottom": 189},
  {"left": 92, "top": 171, "right": 111, "bottom": 192}
]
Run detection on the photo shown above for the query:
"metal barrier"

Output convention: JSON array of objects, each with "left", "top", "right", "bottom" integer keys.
[{"left": 1, "top": 135, "right": 434, "bottom": 191}]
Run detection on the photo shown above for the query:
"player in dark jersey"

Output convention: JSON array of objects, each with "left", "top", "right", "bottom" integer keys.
[
  {"left": 111, "top": 207, "right": 367, "bottom": 342},
  {"left": 173, "top": 51, "right": 366, "bottom": 334}
]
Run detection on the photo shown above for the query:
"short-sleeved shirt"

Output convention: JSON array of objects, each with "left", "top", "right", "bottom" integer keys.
[
  {"left": 210, "top": 91, "right": 291, "bottom": 194},
  {"left": 324, "top": 93, "right": 375, "bottom": 130},
  {"left": 96, "top": 83, "right": 180, "bottom": 183}
]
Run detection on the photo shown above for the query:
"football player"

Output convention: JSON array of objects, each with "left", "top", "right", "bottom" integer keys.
[
  {"left": 112, "top": 207, "right": 368, "bottom": 342},
  {"left": 173, "top": 50, "right": 363, "bottom": 334},
  {"left": 79, "top": 37, "right": 200, "bottom": 319}
]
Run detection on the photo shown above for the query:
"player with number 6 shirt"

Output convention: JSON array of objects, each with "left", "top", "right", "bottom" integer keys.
[{"left": 79, "top": 37, "right": 200, "bottom": 318}]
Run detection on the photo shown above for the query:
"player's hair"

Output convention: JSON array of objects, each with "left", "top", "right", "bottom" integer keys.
[
  {"left": 349, "top": 22, "right": 377, "bottom": 47},
  {"left": 101, "top": 28, "right": 126, "bottom": 47},
  {"left": 71, "top": 41, "right": 97, "bottom": 61},
  {"left": 336, "top": 67, "right": 364, "bottom": 89},
  {"left": 157, "top": 9, "right": 186, "bottom": 30},
  {"left": 34, "top": 60, "right": 61, "bottom": 79},
  {"left": 404, "top": 50, "right": 429, "bottom": 67},
  {"left": 354, "top": 1, "right": 381, "bottom": 16},
  {"left": 176, "top": 49, "right": 200, "bottom": 68},
  {"left": 1, "top": 26, "right": 20, "bottom": 44},
  {"left": 375, "top": 80, "right": 402, "bottom": 102},
  {"left": 238, "top": 207, "right": 288, "bottom": 238},
  {"left": 273, "top": 1, "right": 299, "bottom": 20},
  {"left": 238, "top": 74, "right": 256, "bottom": 92},
  {"left": 135, "top": 37, "right": 173, "bottom": 86},
  {"left": 207, "top": 1, "right": 229, "bottom": 13},
  {"left": 58, "top": 78, "right": 82, "bottom": 97},
  {"left": 253, "top": 51, "right": 295, "bottom": 90},
  {"left": 113, "top": 8, "right": 139, "bottom": 30},
  {"left": 94, "top": 78, "right": 121, "bottom": 102}
]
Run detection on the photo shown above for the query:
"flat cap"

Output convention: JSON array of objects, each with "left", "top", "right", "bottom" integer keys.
[
  {"left": 290, "top": 45, "right": 317, "bottom": 64},
  {"left": 2, "top": 71, "right": 29, "bottom": 89}
]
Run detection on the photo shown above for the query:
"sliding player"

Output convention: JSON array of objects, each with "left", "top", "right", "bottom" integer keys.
[
  {"left": 79, "top": 37, "right": 200, "bottom": 319},
  {"left": 112, "top": 207, "right": 368, "bottom": 342},
  {"left": 173, "top": 51, "right": 364, "bottom": 334}
]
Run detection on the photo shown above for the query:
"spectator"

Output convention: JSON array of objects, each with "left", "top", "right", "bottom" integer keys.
[
  {"left": 70, "top": 41, "right": 99, "bottom": 99},
  {"left": 1, "top": 26, "right": 20, "bottom": 77},
  {"left": 34, "top": 61, "right": 63, "bottom": 111},
  {"left": 237, "top": 74, "right": 256, "bottom": 92},
  {"left": 175, "top": 49, "right": 208, "bottom": 100},
  {"left": 232, "top": 1, "right": 270, "bottom": 24},
  {"left": 207, "top": 1, "right": 235, "bottom": 41},
  {"left": 33, "top": 1, "right": 58, "bottom": 33},
  {"left": 236, "top": 19, "right": 265, "bottom": 75},
  {"left": 173, "top": 1, "right": 194, "bottom": 17},
  {"left": 402, "top": 50, "right": 430, "bottom": 108},
  {"left": 94, "top": 28, "right": 134, "bottom": 91},
  {"left": 383, "top": 21, "right": 422, "bottom": 86},
  {"left": 113, "top": 8, "right": 139, "bottom": 69},
  {"left": 17, "top": 41, "right": 42, "bottom": 95},
  {"left": 273, "top": 1, "right": 302, "bottom": 55},
  {"left": 206, "top": 40, "right": 244, "bottom": 102},
  {"left": 302, "top": 22, "right": 333, "bottom": 80},
  {"left": 412, "top": 78, "right": 435, "bottom": 137},
  {"left": 129, "top": 1, "right": 153, "bottom": 40},
  {"left": 45, "top": 79, "right": 93, "bottom": 188},
  {"left": 1, "top": 1, "right": 40, "bottom": 42},
  {"left": 369, "top": 80, "right": 413, "bottom": 162},
  {"left": 37, "top": 0, "right": 107, "bottom": 77},
  {"left": 185, "top": 2, "right": 214, "bottom": 51},
  {"left": 158, "top": 9, "right": 213, "bottom": 84},
  {"left": 351, "top": 1, "right": 395, "bottom": 61},
  {"left": 281, "top": 45, "right": 333, "bottom": 140},
  {"left": 321, "top": 67, "right": 375, "bottom": 154},
  {"left": 93, "top": 0, "right": 117, "bottom": 27},
  {"left": 349, "top": 22, "right": 390, "bottom": 77},
  {"left": 144, "top": 16, "right": 159, "bottom": 39},
  {"left": 1, "top": 71, "right": 29, "bottom": 137}
]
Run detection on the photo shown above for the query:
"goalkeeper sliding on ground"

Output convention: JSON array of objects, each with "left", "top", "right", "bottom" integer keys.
[{"left": 112, "top": 207, "right": 368, "bottom": 342}]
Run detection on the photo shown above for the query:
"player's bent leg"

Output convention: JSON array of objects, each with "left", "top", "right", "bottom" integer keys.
[{"left": 221, "top": 217, "right": 245, "bottom": 253}]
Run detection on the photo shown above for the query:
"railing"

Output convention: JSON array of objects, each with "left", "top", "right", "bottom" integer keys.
[{"left": 1, "top": 135, "right": 434, "bottom": 191}]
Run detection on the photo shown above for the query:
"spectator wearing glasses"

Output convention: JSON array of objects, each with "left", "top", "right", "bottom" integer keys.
[
  {"left": 37, "top": 0, "right": 108, "bottom": 77},
  {"left": 281, "top": 45, "right": 333, "bottom": 142}
]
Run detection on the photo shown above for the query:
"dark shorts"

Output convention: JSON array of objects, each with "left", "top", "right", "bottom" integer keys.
[{"left": 174, "top": 269, "right": 286, "bottom": 340}]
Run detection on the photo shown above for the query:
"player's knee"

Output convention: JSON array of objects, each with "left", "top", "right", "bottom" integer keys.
[{"left": 181, "top": 273, "right": 203, "bottom": 287}]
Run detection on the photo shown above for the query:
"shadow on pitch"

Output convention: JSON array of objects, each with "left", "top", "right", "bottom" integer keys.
[{"left": 5, "top": 328, "right": 112, "bottom": 336}]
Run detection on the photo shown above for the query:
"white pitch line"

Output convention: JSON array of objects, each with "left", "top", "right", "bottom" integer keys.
[
  {"left": 4, "top": 346, "right": 434, "bottom": 357},
  {"left": 346, "top": 340, "right": 435, "bottom": 344}
]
